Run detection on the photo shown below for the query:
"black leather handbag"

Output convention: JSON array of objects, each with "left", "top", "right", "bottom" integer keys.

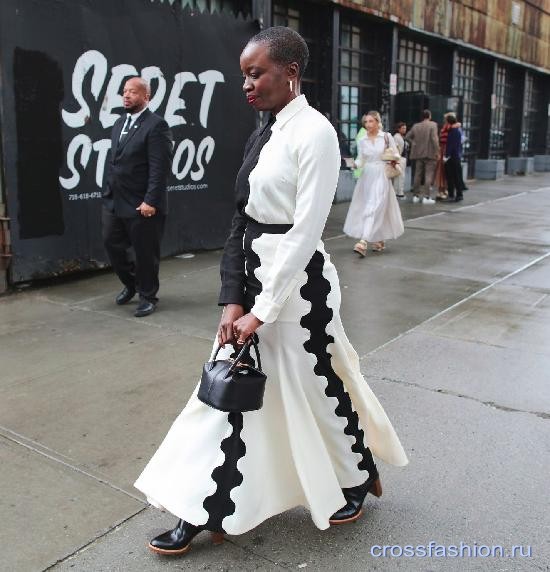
[{"left": 198, "top": 337, "right": 267, "bottom": 413}]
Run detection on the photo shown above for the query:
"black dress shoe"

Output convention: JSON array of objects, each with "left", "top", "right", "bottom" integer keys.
[
  {"left": 148, "top": 520, "right": 224, "bottom": 556},
  {"left": 329, "top": 473, "right": 383, "bottom": 525},
  {"left": 455, "top": 195, "right": 463, "bottom": 202},
  {"left": 134, "top": 300, "right": 156, "bottom": 317},
  {"left": 115, "top": 287, "right": 135, "bottom": 305}
]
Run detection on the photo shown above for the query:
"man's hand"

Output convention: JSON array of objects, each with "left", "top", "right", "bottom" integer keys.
[
  {"left": 136, "top": 202, "right": 156, "bottom": 217},
  {"left": 218, "top": 304, "right": 245, "bottom": 345},
  {"left": 232, "top": 313, "right": 263, "bottom": 345}
]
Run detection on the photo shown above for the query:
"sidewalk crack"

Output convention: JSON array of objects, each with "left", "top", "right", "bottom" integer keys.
[
  {"left": 376, "top": 376, "right": 550, "bottom": 420},
  {"left": 42, "top": 508, "right": 147, "bottom": 571},
  {"left": 0, "top": 427, "right": 146, "bottom": 503}
]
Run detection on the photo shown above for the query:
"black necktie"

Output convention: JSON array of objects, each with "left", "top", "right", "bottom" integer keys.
[{"left": 119, "top": 114, "right": 132, "bottom": 143}]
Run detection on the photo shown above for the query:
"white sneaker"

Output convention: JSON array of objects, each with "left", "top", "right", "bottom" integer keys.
[
  {"left": 422, "top": 197, "right": 435, "bottom": 205},
  {"left": 412, "top": 196, "right": 421, "bottom": 203}
]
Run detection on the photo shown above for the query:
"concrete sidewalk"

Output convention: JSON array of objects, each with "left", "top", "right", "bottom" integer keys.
[{"left": 1, "top": 174, "right": 549, "bottom": 572}]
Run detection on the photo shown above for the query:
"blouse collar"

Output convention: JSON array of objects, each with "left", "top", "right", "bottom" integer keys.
[
  {"left": 363, "top": 130, "right": 385, "bottom": 140},
  {"left": 272, "top": 94, "right": 308, "bottom": 130}
]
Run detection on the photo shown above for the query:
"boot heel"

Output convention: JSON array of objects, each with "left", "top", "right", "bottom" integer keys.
[
  {"left": 210, "top": 532, "right": 225, "bottom": 545},
  {"left": 369, "top": 478, "right": 383, "bottom": 498}
]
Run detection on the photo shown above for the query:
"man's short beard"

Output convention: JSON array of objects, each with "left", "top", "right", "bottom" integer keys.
[{"left": 125, "top": 102, "right": 145, "bottom": 113}]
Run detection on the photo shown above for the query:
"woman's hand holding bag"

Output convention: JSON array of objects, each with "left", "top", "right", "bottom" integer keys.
[{"left": 217, "top": 304, "right": 245, "bottom": 345}]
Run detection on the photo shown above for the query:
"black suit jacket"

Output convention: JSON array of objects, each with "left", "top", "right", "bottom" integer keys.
[{"left": 104, "top": 109, "right": 172, "bottom": 217}]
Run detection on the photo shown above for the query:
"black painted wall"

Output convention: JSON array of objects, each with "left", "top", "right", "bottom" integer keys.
[{"left": 0, "top": 0, "right": 258, "bottom": 282}]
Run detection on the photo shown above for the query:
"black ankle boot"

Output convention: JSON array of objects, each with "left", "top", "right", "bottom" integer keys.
[
  {"left": 329, "top": 473, "right": 383, "bottom": 525},
  {"left": 148, "top": 520, "right": 224, "bottom": 556}
]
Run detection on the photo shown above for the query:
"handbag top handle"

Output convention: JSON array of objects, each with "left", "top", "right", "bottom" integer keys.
[{"left": 212, "top": 336, "right": 263, "bottom": 372}]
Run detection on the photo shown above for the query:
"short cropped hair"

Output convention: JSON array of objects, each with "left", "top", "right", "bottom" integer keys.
[
  {"left": 126, "top": 76, "right": 151, "bottom": 97},
  {"left": 247, "top": 26, "right": 309, "bottom": 77},
  {"left": 446, "top": 113, "right": 457, "bottom": 124}
]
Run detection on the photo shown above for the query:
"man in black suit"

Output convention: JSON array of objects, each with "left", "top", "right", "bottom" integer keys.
[{"left": 102, "top": 77, "right": 172, "bottom": 317}]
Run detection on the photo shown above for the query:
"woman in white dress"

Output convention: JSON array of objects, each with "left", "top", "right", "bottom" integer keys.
[
  {"left": 134, "top": 27, "right": 407, "bottom": 557},
  {"left": 343, "top": 111, "right": 405, "bottom": 256}
]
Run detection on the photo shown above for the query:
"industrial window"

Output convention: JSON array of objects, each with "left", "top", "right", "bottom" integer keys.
[
  {"left": 338, "top": 15, "right": 388, "bottom": 157},
  {"left": 522, "top": 73, "right": 546, "bottom": 155},
  {"left": 273, "top": 2, "right": 300, "bottom": 30},
  {"left": 490, "top": 63, "right": 520, "bottom": 158},
  {"left": 272, "top": 0, "right": 326, "bottom": 111},
  {"left": 396, "top": 37, "right": 443, "bottom": 94},
  {"left": 455, "top": 53, "right": 484, "bottom": 164}
]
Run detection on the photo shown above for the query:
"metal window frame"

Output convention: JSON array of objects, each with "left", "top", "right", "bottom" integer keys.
[
  {"left": 396, "top": 34, "right": 445, "bottom": 95},
  {"left": 455, "top": 53, "right": 485, "bottom": 158},
  {"left": 336, "top": 10, "right": 391, "bottom": 156},
  {"left": 521, "top": 71, "right": 547, "bottom": 155},
  {"left": 489, "top": 62, "right": 523, "bottom": 158}
]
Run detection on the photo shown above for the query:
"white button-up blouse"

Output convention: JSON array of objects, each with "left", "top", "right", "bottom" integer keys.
[{"left": 220, "top": 95, "right": 341, "bottom": 323}]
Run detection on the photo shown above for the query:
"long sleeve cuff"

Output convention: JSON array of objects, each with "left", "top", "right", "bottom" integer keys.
[
  {"left": 250, "top": 277, "right": 298, "bottom": 323},
  {"left": 251, "top": 296, "right": 282, "bottom": 323},
  {"left": 218, "top": 285, "right": 245, "bottom": 307}
]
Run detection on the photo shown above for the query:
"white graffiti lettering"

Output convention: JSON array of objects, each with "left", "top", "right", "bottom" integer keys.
[
  {"left": 59, "top": 49, "right": 224, "bottom": 192},
  {"left": 59, "top": 134, "right": 93, "bottom": 190},
  {"left": 61, "top": 50, "right": 108, "bottom": 128},
  {"left": 191, "top": 136, "right": 215, "bottom": 181}
]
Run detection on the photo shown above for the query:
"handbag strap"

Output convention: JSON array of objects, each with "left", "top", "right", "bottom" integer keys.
[
  {"left": 384, "top": 132, "right": 389, "bottom": 149},
  {"left": 229, "top": 337, "right": 263, "bottom": 373},
  {"left": 214, "top": 335, "right": 263, "bottom": 372}
]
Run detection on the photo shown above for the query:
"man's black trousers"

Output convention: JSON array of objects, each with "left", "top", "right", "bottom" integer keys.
[
  {"left": 444, "top": 156, "right": 465, "bottom": 199},
  {"left": 102, "top": 206, "right": 165, "bottom": 303}
]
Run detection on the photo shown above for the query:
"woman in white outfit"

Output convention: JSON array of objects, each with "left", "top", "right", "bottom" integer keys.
[
  {"left": 343, "top": 111, "right": 405, "bottom": 256},
  {"left": 134, "top": 28, "right": 407, "bottom": 558}
]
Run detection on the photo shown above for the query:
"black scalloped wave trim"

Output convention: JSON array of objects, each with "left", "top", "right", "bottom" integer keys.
[
  {"left": 202, "top": 412, "right": 246, "bottom": 533},
  {"left": 300, "top": 251, "right": 376, "bottom": 475}
]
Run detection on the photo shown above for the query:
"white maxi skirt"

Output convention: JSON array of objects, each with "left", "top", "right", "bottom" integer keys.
[{"left": 135, "top": 227, "right": 408, "bottom": 535}]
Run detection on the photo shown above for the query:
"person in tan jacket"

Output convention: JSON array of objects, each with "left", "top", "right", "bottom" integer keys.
[{"left": 405, "top": 109, "right": 439, "bottom": 204}]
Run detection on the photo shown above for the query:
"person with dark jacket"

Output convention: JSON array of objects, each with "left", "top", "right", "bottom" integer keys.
[
  {"left": 102, "top": 77, "right": 172, "bottom": 317},
  {"left": 443, "top": 114, "right": 466, "bottom": 202}
]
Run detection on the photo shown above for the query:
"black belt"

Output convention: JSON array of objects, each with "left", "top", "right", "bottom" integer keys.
[{"left": 246, "top": 217, "right": 293, "bottom": 234}]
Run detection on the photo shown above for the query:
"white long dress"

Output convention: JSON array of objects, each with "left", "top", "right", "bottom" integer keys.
[
  {"left": 135, "top": 96, "right": 408, "bottom": 535},
  {"left": 343, "top": 131, "right": 405, "bottom": 242}
]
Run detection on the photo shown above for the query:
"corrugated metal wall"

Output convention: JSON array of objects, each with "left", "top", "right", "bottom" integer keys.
[{"left": 333, "top": 0, "right": 550, "bottom": 70}]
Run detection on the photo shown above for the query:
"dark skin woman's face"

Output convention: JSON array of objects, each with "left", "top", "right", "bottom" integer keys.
[{"left": 240, "top": 41, "right": 299, "bottom": 115}]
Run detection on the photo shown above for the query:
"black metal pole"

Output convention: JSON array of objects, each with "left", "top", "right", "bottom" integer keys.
[{"left": 330, "top": 6, "right": 340, "bottom": 128}]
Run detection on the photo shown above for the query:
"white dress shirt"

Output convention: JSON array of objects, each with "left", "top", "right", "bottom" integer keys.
[
  {"left": 119, "top": 106, "right": 148, "bottom": 140},
  {"left": 245, "top": 95, "right": 341, "bottom": 323}
]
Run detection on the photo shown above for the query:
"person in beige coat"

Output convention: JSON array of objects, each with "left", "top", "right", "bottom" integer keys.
[{"left": 405, "top": 109, "right": 439, "bottom": 204}]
